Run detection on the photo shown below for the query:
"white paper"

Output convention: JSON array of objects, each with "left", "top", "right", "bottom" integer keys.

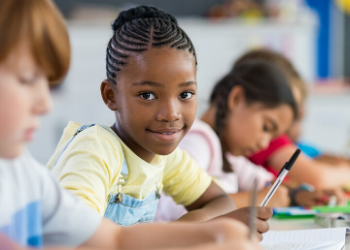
[{"left": 261, "top": 227, "right": 348, "bottom": 250}]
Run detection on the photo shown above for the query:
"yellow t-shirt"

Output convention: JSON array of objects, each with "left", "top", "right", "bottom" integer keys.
[{"left": 47, "top": 122, "right": 212, "bottom": 215}]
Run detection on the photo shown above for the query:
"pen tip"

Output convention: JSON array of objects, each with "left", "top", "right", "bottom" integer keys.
[{"left": 285, "top": 148, "right": 301, "bottom": 170}]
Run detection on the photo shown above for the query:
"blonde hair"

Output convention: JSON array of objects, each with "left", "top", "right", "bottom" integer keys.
[
  {"left": 0, "top": 0, "right": 70, "bottom": 86},
  {"left": 234, "top": 49, "right": 308, "bottom": 103}
]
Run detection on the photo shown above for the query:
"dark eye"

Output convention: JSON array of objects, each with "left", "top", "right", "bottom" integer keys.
[
  {"left": 19, "top": 76, "right": 37, "bottom": 85},
  {"left": 263, "top": 124, "right": 270, "bottom": 132},
  {"left": 179, "top": 92, "right": 194, "bottom": 100},
  {"left": 139, "top": 92, "right": 156, "bottom": 100}
]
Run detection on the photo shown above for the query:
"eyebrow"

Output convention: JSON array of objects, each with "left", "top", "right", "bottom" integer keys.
[
  {"left": 132, "top": 81, "right": 197, "bottom": 87},
  {"left": 178, "top": 81, "right": 197, "bottom": 87}
]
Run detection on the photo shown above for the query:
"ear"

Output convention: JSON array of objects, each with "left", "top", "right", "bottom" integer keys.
[
  {"left": 101, "top": 80, "right": 118, "bottom": 111},
  {"left": 227, "top": 85, "right": 245, "bottom": 112}
]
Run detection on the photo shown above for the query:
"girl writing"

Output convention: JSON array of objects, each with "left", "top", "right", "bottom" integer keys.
[{"left": 239, "top": 50, "right": 348, "bottom": 197}]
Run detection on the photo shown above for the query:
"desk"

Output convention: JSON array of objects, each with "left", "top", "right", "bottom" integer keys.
[{"left": 268, "top": 218, "right": 350, "bottom": 248}]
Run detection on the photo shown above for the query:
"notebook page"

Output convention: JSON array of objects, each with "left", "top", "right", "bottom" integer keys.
[
  {"left": 261, "top": 227, "right": 348, "bottom": 250},
  {"left": 261, "top": 241, "right": 338, "bottom": 250}
]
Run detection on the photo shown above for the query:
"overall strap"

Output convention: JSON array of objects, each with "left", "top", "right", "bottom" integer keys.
[
  {"left": 98, "top": 124, "right": 128, "bottom": 176},
  {"left": 51, "top": 123, "right": 128, "bottom": 176},
  {"left": 52, "top": 123, "right": 97, "bottom": 168}
]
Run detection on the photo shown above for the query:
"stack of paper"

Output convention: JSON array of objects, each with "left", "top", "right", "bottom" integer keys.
[{"left": 261, "top": 227, "right": 349, "bottom": 250}]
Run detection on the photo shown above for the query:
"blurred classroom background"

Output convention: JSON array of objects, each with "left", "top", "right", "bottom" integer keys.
[{"left": 29, "top": 0, "right": 350, "bottom": 164}]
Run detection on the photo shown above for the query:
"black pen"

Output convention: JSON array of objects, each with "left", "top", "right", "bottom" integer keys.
[
  {"left": 260, "top": 148, "right": 301, "bottom": 207},
  {"left": 276, "top": 149, "right": 301, "bottom": 177}
]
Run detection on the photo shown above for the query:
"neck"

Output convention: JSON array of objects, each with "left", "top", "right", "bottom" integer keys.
[
  {"left": 200, "top": 105, "right": 217, "bottom": 130},
  {"left": 111, "top": 121, "right": 156, "bottom": 163}
]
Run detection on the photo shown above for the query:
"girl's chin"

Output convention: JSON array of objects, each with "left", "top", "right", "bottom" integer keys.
[{"left": 151, "top": 144, "right": 179, "bottom": 156}]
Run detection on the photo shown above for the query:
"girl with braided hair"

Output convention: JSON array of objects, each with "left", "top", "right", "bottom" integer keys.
[{"left": 47, "top": 5, "right": 271, "bottom": 240}]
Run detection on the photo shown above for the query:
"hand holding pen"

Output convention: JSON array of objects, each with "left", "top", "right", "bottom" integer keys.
[
  {"left": 213, "top": 149, "right": 301, "bottom": 241},
  {"left": 222, "top": 180, "right": 272, "bottom": 242},
  {"left": 260, "top": 149, "right": 301, "bottom": 207}
]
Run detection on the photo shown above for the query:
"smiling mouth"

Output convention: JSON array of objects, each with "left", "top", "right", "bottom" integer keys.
[
  {"left": 159, "top": 132, "right": 176, "bottom": 135},
  {"left": 146, "top": 127, "right": 184, "bottom": 142}
]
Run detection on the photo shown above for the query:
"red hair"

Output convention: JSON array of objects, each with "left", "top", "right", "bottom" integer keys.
[{"left": 0, "top": 0, "right": 70, "bottom": 86}]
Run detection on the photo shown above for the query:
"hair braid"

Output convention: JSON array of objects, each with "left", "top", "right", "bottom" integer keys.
[
  {"left": 211, "top": 73, "right": 238, "bottom": 172},
  {"left": 106, "top": 6, "right": 197, "bottom": 85}
]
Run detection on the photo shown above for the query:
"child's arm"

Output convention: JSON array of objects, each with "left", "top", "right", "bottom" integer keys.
[
  {"left": 176, "top": 181, "right": 236, "bottom": 222},
  {"left": 173, "top": 181, "right": 272, "bottom": 240},
  {"left": 315, "top": 153, "right": 350, "bottom": 166},
  {"left": 268, "top": 145, "right": 350, "bottom": 189},
  {"left": 228, "top": 185, "right": 290, "bottom": 208},
  {"left": 80, "top": 217, "right": 252, "bottom": 249},
  {"left": 175, "top": 181, "right": 271, "bottom": 241},
  {"left": 163, "top": 149, "right": 272, "bottom": 238},
  {"left": 1, "top": 226, "right": 263, "bottom": 250}
]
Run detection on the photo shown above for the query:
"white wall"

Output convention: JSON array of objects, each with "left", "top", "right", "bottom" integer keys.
[{"left": 301, "top": 93, "right": 350, "bottom": 156}]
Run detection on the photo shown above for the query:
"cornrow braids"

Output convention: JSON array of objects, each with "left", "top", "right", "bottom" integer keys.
[
  {"left": 210, "top": 60, "right": 298, "bottom": 172},
  {"left": 106, "top": 6, "right": 197, "bottom": 84}
]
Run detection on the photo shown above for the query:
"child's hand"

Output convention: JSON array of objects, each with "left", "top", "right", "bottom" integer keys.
[
  {"left": 294, "top": 187, "right": 346, "bottom": 207},
  {"left": 257, "top": 185, "right": 290, "bottom": 207},
  {"left": 195, "top": 239, "right": 263, "bottom": 250},
  {"left": 199, "top": 219, "right": 262, "bottom": 250},
  {"left": 204, "top": 219, "right": 249, "bottom": 242},
  {"left": 219, "top": 207, "right": 272, "bottom": 241}
]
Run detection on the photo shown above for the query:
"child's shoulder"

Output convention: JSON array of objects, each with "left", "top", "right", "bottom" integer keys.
[
  {"left": 47, "top": 122, "right": 123, "bottom": 170},
  {"left": 60, "top": 122, "right": 121, "bottom": 149},
  {"left": 0, "top": 151, "right": 46, "bottom": 219}
]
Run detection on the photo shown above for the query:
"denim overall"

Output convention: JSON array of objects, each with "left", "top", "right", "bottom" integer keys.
[{"left": 52, "top": 124, "right": 161, "bottom": 226}]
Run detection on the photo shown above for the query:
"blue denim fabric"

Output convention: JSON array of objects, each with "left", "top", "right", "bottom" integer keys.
[{"left": 104, "top": 190, "right": 159, "bottom": 226}]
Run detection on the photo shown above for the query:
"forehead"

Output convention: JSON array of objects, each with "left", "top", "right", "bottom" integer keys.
[
  {"left": 245, "top": 103, "right": 293, "bottom": 132},
  {"left": 262, "top": 105, "right": 293, "bottom": 131},
  {"left": 0, "top": 42, "right": 36, "bottom": 72},
  {"left": 117, "top": 47, "right": 196, "bottom": 84}
]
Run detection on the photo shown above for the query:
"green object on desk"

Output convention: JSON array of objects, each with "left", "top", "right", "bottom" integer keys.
[
  {"left": 272, "top": 214, "right": 315, "bottom": 220},
  {"left": 312, "top": 206, "right": 350, "bottom": 213},
  {"left": 272, "top": 202, "right": 350, "bottom": 220},
  {"left": 272, "top": 207, "right": 317, "bottom": 220}
]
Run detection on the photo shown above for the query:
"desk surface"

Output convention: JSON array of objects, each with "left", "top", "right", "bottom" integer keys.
[{"left": 268, "top": 218, "right": 350, "bottom": 248}]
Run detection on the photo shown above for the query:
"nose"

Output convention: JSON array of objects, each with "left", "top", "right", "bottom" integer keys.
[
  {"left": 33, "top": 79, "right": 52, "bottom": 115},
  {"left": 257, "top": 134, "right": 271, "bottom": 151},
  {"left": 155, "top": 99, "right": 181, "bottom": 123}
]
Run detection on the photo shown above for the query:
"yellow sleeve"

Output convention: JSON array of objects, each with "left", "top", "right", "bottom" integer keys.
[
  {"left": 51, "top": 134, "right": 122, "bottom": 215},
  {"left": 162, "top": 148, "right": 212, "bottom": 206}
]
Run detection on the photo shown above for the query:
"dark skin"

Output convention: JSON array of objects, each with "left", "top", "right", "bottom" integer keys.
[{"left": 100, "top": 47, "right": 272, "bottom": 239}]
